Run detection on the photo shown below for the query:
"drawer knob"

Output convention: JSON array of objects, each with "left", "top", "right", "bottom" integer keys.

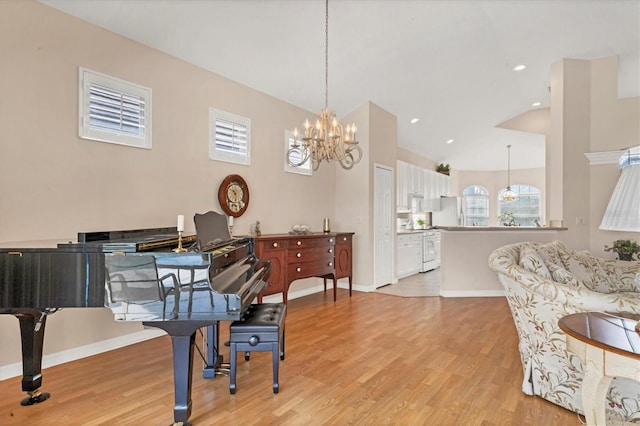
[
  {"left": 296, "top": 252, "right": 302, "bottom": 258},
  {"left": 224, "top": 253, "right": 229, "bottom": 258},
  {"left": 297, "top": 240, "right": 302, "bottom": 246},
  {"left": 328, "top": 249, "right": 333, "bottom": 253},
  {"left": 272, "top": 242, "right": 278, "bottom": 248},
  {"left": 343, "top": 237, "right": 347, "bottom": 241},
  {"left": 328, "top": 262, "right": 333, "bottom": 267},
  {"left": 329, "top": 238, "right": 334, "bottom": 243},
  {"left": 296, "top": 267, "right": 301, "bottom": 272}
]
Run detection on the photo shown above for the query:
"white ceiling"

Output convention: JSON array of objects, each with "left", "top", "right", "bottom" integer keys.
[{"left": 40, "top": 0, "right": 640, "bottom": 171}]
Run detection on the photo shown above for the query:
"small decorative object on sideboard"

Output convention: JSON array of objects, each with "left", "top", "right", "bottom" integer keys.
[
  {"left": 436, "top": 163, "right": 450, "bottom": 175},
  {"left": 290, "top": 225, "right": 310, "bottom": 235},
  {"left": 250, "top": 220, "right": 262, "bottom": 237},
  {"left": 604, "top": 239, "right": 640, "bottom": 261}
]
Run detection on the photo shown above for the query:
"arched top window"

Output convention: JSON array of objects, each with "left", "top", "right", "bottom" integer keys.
[
  {"left": 498, "top": 184, "right": 541, "bottom": 227},
  {"left": 463, "top": 185, "right": 489, "bottom": 226}
]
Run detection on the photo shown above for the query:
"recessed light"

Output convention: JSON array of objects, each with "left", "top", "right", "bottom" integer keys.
[
  {"left": 410, "top": 118, "right": 420, "bottom": 124},
  {"left": 532, "top": 102, "right": 541, "bottom": 107},
  {"left": 446, "top": 139, "right": 454, "bottom": 144},
  {"left": 513, "top": 64, "right": 526, "bottom": 71}
]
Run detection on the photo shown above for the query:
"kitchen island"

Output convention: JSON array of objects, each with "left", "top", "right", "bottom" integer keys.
[{"left": 437, "top": 226, "right": 567, "bottom": 297}]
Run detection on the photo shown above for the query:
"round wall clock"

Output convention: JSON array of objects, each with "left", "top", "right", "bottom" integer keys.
[{"left": 218, "top": 174, "right": 250, "bottom": 217}]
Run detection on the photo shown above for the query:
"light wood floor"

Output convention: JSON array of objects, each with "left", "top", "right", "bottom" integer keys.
[
  {"left": 0, "top": 290, "right": 581, "bottom": 425},
  {"left": 377, "top": 269, "right": 441, "bottom": 297}
]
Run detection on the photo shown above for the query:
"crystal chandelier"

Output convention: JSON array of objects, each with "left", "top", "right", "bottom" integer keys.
[
  {"left": 288, "top": 0, "right": 362, "bottom": 171},
  {"left": 501, "top": 145, "right": 517, "bottom": 202}
]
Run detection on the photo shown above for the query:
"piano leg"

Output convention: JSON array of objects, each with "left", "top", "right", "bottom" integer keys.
[
  {"left": 16, "top": 310, "right": 51, "bottom": 405},
  {"left": 143, "top": 320, "right": 218, "bottom": 426}
]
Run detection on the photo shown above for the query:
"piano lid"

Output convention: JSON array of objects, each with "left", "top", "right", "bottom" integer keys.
[{"left": 60, "top": 227, "right": 197, "bottom": 252}]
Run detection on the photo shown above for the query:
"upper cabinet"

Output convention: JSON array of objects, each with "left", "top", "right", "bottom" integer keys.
[
  {"left": 397, "top": 161, "right": 410, "bottom": 211},
  {"left": 397, "top": 160, "right": 451, "bottom": 212}
]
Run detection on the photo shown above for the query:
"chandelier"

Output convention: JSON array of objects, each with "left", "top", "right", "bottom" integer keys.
[
  {"left": 287, "top": 0, "right": 362, "bottom": 171},
  {"left": 501, "top": 145, "right": 517, "bottom": 202}
]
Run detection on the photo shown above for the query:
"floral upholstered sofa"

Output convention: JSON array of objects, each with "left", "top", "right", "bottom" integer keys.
[{"left": 488, "top": 240, "right": 640, "bottom": 423}]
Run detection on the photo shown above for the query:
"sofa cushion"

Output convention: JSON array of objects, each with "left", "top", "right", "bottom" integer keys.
[
  {"left": 557, "top": 247, "right": 616, "bottom": 294},
  {"left": 536, "top": 241, "right": 566, "bottom": 271},
  {"left": 519, "top": 246, "right": 551, "bottom": 279},
  {"left": 549, "top": 265, "right": 583, "bottom": 289}
]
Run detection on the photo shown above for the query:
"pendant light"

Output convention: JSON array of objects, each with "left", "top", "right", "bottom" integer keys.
[{"left": 501, "top": 145, "right": 517, "bottom": 202}]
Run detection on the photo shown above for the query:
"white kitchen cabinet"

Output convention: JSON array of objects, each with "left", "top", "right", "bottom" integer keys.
[
  {"left": 411, "top": 164, "right": 424, "bottom": 195},
  {"left": 397, "top": 161, "right": 409, "bottom": 211},
  {"left": 424, "top": 170, "right": 440, "bottom": 211},
  {"left": 397, "top": 232, "right": 422, "bottom": 279}
]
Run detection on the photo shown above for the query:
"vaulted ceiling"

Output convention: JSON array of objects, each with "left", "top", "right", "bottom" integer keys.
[{"left": 41, "top": 0, "right": 640, "bottom": 170}]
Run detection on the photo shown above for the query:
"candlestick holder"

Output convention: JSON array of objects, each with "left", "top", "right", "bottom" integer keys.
[{"left": 173, "top": 231, "right": 188, "bottom": 253}]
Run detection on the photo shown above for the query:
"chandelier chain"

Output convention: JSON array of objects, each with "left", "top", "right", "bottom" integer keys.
[{"left": 324, "top": 0, "right": 329, "bottom": 111}]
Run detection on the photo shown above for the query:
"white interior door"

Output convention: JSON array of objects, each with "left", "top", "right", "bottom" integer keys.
[{"left": 374, "top": 164, "right": 394, "bottom": 287}]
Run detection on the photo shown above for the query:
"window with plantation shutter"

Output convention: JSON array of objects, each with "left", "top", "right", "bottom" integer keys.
[
  {"left": 284, "top": 130, "right": 312, "bottom": 175},
  {"left": 209, "top": 108, "right": 251, "bottom": 165},
  {"left": 78, "top": 67, "right": 152, "bottom": 149}
]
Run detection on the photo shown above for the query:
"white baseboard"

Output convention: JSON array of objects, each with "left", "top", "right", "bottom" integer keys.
[
  {"left": 0, "top": 328, "right": 164, "bottom": 381},
  {"left": 439, "top": 289, "right": 505, "bottom": 298}
]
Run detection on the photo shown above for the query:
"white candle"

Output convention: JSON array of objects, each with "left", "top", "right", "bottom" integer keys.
[
  {"left": 228, "top": 216, "right": 234, "bottom": 227},
  {"left": 177, "top": 215, "right": 184, "bottom": 232}
]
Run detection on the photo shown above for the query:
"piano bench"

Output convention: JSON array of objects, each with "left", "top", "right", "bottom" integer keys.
[{"left": 229, "top": 303, "right": 286, "bottom": 394}]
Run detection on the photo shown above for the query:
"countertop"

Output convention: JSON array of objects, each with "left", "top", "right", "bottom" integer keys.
[{"left": 397, "top": 228, "right": 437, "bottom": 234}]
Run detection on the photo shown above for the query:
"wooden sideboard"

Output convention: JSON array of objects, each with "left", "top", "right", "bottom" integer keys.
[{"left": 254, "top": 232, "right": 354, "bottom": 303}]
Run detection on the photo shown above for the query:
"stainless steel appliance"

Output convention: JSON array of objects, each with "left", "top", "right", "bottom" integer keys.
[
  {"left": 421, "top": 230, "right": 440, "bottom": 272},
  {"left": 432, "top": 196, "right": 465, "bottom": 226}
]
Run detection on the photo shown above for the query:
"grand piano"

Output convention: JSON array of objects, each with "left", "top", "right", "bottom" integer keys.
[{"left": 0, "top": 225, "right": 270, "bottom": 425}]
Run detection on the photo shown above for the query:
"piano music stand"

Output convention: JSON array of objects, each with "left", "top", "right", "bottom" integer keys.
[{"left": 193, "top": 211, "right": 231, "bottom": 249}]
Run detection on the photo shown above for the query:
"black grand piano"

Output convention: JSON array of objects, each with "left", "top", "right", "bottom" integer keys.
[{"left": 0, "top": 225, "right": 269, "bottom": 425}]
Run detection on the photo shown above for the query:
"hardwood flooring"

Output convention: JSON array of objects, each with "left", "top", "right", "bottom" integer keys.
[
  {"left": 0, "top": 290, "right": 581, "bottom": 425},
  {"left": 376, "top": 269, "right": 441, "bottom": 297}
]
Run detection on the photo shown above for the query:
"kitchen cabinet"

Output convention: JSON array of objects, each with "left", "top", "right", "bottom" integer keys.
[
  {"left": 397, "top": 161, "right": 427, "bottom": 211},
  {"left": 397, "top": 161, "right": 409, "bottom": 211},
  {"left": 398, "top": 161, "right": 452, "bottom": 213},
  {"left": 423, "top": 170, "right": 451, "bottom": 211},
  {"left": 397, "top": 232, "right": 422, "bottom": 279}
]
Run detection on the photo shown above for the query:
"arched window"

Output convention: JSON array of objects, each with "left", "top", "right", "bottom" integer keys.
[
  {"left": 463, "top": 185, "right": 489, "bottom": 226},
  {"left": 498, "top": 185, "right": 541, "bottom": 227}
]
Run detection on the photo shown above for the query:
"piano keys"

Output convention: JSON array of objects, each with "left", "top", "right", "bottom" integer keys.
[{"left": 0, "top": 227, "right": 270, "bottom": 425}]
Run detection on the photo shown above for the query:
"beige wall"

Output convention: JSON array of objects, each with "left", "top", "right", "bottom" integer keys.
[
  {"left": 550, "top": 56, "right": 640, "bottom": 253},
  {"left": 0, "top": 1, "right": 340, "bottom": 370}
]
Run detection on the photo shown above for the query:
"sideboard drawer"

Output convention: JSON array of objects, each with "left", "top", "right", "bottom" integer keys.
[
  {"left": 289, "top": 236, "right": 335, "bottom": 249},
  {"left": 288, "top": 259, "right": 334, "bottom": 279},
  {"left": 255, "top": 239, "right": 288, "bottom": 252},
  {"left": 287, "top": 246, "right": 334, "bottom": 262}
]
